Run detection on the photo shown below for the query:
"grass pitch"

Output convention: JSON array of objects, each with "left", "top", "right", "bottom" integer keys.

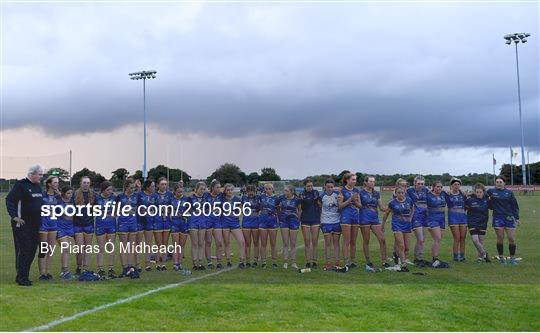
[{"left": 0, "top": 193, "right": 539, "bottom": 331}]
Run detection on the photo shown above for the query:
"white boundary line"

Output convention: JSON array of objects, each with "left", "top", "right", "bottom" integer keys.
[
  {"left": 28, "top": 267, "right": 234, "bottom": 331},
  {"left": 28, "top": 240, "right": 320, "bottom": 331}
]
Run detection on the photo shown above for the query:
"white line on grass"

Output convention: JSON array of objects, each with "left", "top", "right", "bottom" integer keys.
[
  {"left": 28, "top": 240, "right": 319, "bottom": 331},
  {"left": 28, "top": 267, "right": 234, "bottom": 331}
]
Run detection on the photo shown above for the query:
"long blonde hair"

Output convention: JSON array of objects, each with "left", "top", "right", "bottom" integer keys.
[{"left": 75, "top": 176, "right": 95, "bottom": 205}]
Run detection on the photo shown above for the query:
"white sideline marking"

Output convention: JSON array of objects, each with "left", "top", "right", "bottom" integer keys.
[
  {"left": 28, "top": 268, "right": 233, "bottom": 331},
  {"left": 28, "top": 240, "right": 319, "bottom": 331}
]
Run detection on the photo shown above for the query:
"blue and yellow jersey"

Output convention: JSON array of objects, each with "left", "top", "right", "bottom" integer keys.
[
  {"left": 241, "top": 194, "right": 260, "bottom": 217},
  {"left": 170, "top": 195, "right": 189, "bottom": 221},
  {"left": 115, "top": 193, "right": 138, "bottom": 224},
  {"left": 278, "top": 195, "right": 300, "bottom": 219},
  {"left": 406, "top": 187, "right": 428, "bottom": 215},
  {"left": 426, "top": 191, "right": 447, "bottom": 221},
  {"left": 95, "top": 193, "right": 116, "bottom": 220},
  {"left": 260, "top": 194, "right": 279, "bottom": 216},
  {"left": 221, "top": 195, "right": 242, "bottom": 223},
  {"left": 359, "top": 189, "right": 380, "bottom": 221},
  {"left": 153, "top": 191, "right": 173, "bottom": 221},
  {"left": 388, "top": 197, "right": 414, "bottom": 223}
]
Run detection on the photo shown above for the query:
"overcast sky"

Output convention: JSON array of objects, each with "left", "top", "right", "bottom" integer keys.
[{"left": 2, "top": 1, "right": 539, "bottom": 179}]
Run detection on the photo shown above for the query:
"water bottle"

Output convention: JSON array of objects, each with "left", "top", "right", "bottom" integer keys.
[{"left": 298, "top": 268, "right": 311, "bottom": 273}]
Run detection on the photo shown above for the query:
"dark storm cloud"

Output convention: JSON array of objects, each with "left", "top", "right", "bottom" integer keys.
[{"left": 3, "top": 2, "right": 539, "bottom": 149}]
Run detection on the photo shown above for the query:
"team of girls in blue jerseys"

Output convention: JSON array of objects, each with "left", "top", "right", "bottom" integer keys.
[{"left": 37, "top": 172, "right": 520, "bottom": 280}]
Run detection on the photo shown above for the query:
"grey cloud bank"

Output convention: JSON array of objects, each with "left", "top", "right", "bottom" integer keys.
[{"left": 4, "top": 3, "right": 539, "bottom": 150}]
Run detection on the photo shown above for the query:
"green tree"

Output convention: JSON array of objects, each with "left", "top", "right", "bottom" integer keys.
[
  {"left": 146, "top": 165, "right": 191, "bottom": 183},
  {"left": 260, "top": 167, "right": 281, "bottom": 181},
  {"left": 246, "top": 172, "right": 260, "bottom": 184},
  {"left": 132, "top": 170, "right": 143, "bottom": 181},
  {"left": 45, "top": 167, "right": 70, "bottom": 183},
  {"left": 71, "top": 168, "right": 106, "bottom": 188},
  {"left": 207, "top": 163, "right": 246, "bottom": 185}
]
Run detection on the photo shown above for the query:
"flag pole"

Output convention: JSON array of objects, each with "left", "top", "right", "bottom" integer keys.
[
  {"left": 510, "top": 147, "right": 514, "bottom": 185},
  {"left": 492, "top": 154, "right": 496, "bottom": 185}
]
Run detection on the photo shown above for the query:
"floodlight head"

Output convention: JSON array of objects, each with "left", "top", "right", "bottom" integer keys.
[
  {"left": 525, "top": 33, "right": 531, "bottom": 37},
  {"left": 505, "top": 39, "right": 512, "bottom": 45},
  {"left": 522, "top": 38, "right": 527, "bottom": 43}
]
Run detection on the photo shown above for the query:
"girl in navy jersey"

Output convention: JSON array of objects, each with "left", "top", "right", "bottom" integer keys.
[
  {"left": 487, "top": 176, "right": 520, "bottom": 265},
  {"left": 337, "top": 172, "right": 361, "bottom": 268},
  {"left": 392, "top": 178, "right": 409, "bottom": 263},
  {"left": 137, "top": 180, "right": 156, "bottom": 271},
  {"left": 57, "top": 186, "right": 75, "bottom": 280},
  {"left": 73, "top": 176, "right": 95, "bottom": 274},
  {"left": 299, "top": 178, "right": 321, "bottom": 268},
  {"left": 320, "top": 179, "right": 342, "bottom": 270},
  {"left": 446, "top": 178, "right": 468, "bottom": 262},
  {"left": 242, "top": 185, "right": 260, "bottom": 267},
  {"left": 221, "top": 183, "right": 247, "bottom": 268},
  {"left": 38, "top": 176, "right": 60, "bottom": 281},
  {"left": 208, "top": 180, "right": 223, "bottom": 269},
  {"left": 116, "top": 179, "right": 139, "bottom": 277},
  {"left": 359, "top": 176, "right": 389, "bottom": 272},
  {"left": 382, "top": 187, "right": 414, "bottom": 272},
  {"left": 259, "top": 183, "right": 280, "bottom": 269},
  {"left": 95, "top": 181, "right": 117, "bottom": 278},
  {"left": 189, "top": 182, "right": 208, "bottom": 270},
  {"left": 278, "top": 185, "right": 301, "bottom": 269},
  {"left": 153, "top": 177, "right": 172, "bottom": 271},
  {"left": 170, "top": 183, "right": 190, "bottom": 271},
  {"left": 426, "top": 181, "right": 449, "bottom": 268},
  {"left": 407, "top": 176, "right": 429, "bottom": 266},
  {"left": 465, "top": 183, "right": 490, "bottom": 262}
]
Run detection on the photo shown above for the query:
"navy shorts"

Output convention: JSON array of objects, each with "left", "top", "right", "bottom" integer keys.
[
  {"left": 189, "top": 216, "right": 208, "bottom": 230},
  {"left": 427, "top": 214, "right": 445, "bottom": 229},
  {"left": 493, "top": 215, "right": 516, "bottom": 229},
  {"left": 118, "top": 222, "right": 138, "bottom": 233},
  {"left": 301, "top": 219, "right": 320, "bottom": 226},
  {"left": 95, "top": 217, "right": 117, "bottom": 236},
  {"left": 219, "top": 218, "right": 241, "bottom": 230},
  {"left": 279, "top": 215, "right": 300, "bottom": 230},
  {"left": 359, "top": 209, "right": 380, "bottom": 226},
  {"left": 138, "top": 216, "right": 154, "bottom": 232},
  {"left": 153, "top": 218, "right": 171, "bottom": 232},
  {"left": 74, "top": 224, "right": 94, "bottom": 234},
  {"left": 171, "top": 218, "right": 189, "bottom": 234},
  {"left": 40, "top": 218, "right": 57, "bottom": 233},
  {"left": 242, "top": 216, "right": 259, "bottom": 229},
  {"left": 392, "top": 220, "right": 412, "bottom": 233},
  {"left": 340, "top": 212, "right": 359, "bottom": 226},
  {"left": 448, "top": 212, "right": 467, "bottom": 226},
  {"left": 259, "top": 214, "right": 278, "bottom": 229},
  {"left": 411, "top": 212, "right": 427, "bottom": 229},
  {"left": 320, "top": 223, "right": 341, "bottom": 234},
  {"left": 57, "top": 219, "right": 74, "bottom": 239}
]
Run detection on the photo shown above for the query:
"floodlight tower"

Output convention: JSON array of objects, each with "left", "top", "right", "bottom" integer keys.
[
  {"left": 129, "top": 70, "right": 157, "bottom": 180},
  {"left": 504, "top": 33, "right": 530, "bottom": 185}
]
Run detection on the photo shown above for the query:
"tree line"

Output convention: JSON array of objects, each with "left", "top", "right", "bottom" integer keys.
[{"left": 1, "top": 161, "right": 538, "bottom": 191}]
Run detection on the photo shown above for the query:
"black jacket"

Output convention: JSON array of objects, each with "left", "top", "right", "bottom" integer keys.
[{"left": 5, "top": 178, "right": 43, "bottom": 227}]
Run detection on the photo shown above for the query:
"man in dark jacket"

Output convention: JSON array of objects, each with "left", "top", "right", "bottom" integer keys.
[{"left": 6, "top": 165, "right": 45, "bottom": 286}]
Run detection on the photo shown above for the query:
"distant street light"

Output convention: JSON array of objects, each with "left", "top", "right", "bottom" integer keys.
[
  {"left": 504, "top": 33, "right": 530, "bottom": 185},
  {"left": 129, "top": 70, "right": 157, "bottom": 180}
]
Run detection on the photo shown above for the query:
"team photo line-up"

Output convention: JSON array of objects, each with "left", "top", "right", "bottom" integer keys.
[{"left": 6, "top": 165, "right": 520, "bottom": 285}]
